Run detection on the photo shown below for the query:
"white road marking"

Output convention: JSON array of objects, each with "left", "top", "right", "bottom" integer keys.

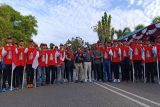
[
  {"left": 101, "top": 82, "right": 160, "bottom": 106},
  {"left": 94, "top": 82, "right": 151, "bottom": 107}
]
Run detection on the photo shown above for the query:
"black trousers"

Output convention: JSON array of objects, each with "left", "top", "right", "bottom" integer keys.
[
  {"left": 145, "top": 62, "right": 154, "bottom": 82},
  {"left": 46, "top": 65, "right": 57, "bottom": 84},
  {"left": 65, "top": 61, "right": 74, "bottom": 81},
  {"left": 121, "top": 58, "right": 130, "bottom": 81},
  {"left": 95, "top": 63, "right": 102, "bottom": 81},
  {"left": 15, "top": 66, "right": 24, "bottom": 87},
  {"left": 133, "top": 60, "right": 142, "bottom": 80},
  {"left": 26, "top": 64, "right": 34, "bottom": 84},
  {"left": 112, "top": 62, "right": 120, "bottom": 79},
  {"left": 2, "top": 64, "right": 12, "bottom": 89}
]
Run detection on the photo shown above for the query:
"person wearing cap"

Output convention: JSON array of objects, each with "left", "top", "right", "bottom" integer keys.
[
  {"left": 83, "top": 45, "right": 93, "bottom": 82},
  {"left": 13, "top": 39, "right": 28, "bottom": 89},
  {"left": 102, "top": 42, "right": 113, "bottom": 82},
  {"left": 130, "top": 39, "right": 143, "bottom": 82},
  {"left": 121, "top": 40, "right": 131, "bottom": 82},
  {"left": 46, "top": 44, "right": 59, "bottom": 84},
  {"left": 57, "top": 44, "right": 65, "bottom": 84},
  {"left": 37, "top": 43, "right": 47, "bottom": 86},
  {"left": 74, "top": 45, "right": 84, "bottom": 83},
  {"left": 93, "top": 43, "right": 103, "bottom": 81},
  {"left": 111, "top": 40, "right": 121, "bottom": 83},
  {"left": 65, "top": 44, "right": 74, "bottom": 82},
  {"left": 142, "top": 41, "right": 155, "bottom": 83},
  {"left": 1, "top": 36, "right": 17, "bottom": 92},
  {"left": 25, "top": 39, "right": 38, "bottom": 88}
]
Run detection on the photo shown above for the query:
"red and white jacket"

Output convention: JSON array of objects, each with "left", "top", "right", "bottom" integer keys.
[
  {"left": 38, "top": 49, "right": 47, "bottom": 67},
  {"left": 111, "top": 46, "right": 121, "bottom": 62},
  {"left": 47, "top": 49, "right": 59, "bottom": 66},
  {"left": 2, "top": 44, "right": 17, "bottom": 65},
  {"left": 26, "top": 47, "right": 37, "bottom": 64},
  {"left": 16, "top": 47, "right": 28, "bottom": 66},
  {"left": 102, "top": 47, "right": 112, "bottom": 60},
  {"left": 130, "top": 43, "right": 143, "bottom": 61},
  {"left": 142, "top": 45, "right": 155, "bottom": 63},
  {"left": 57, "top": 49, "right": 65, "bottom": 66}
]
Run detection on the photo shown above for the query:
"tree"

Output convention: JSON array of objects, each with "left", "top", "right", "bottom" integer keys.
[
  {"left": 134, "top": 24, "right": 145, "bottom": 30},
  {"left": 152, "top": 16, "right": 160, "bottom": 24},
  {"left": 66, "top": 37, "right": 84, "bottom": 51},
  {"left": 0, "top": 4, "right": 38, "bottom": 46},
  {"left": 115, "top": 27, "right": 131, "bottom": 39},
  {"left": 93, "top": 12, "right": 112, "bottom": 43}
]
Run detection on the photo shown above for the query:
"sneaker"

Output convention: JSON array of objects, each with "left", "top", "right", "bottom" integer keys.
[
  {"left": 84, "top": 79, "right": 88, "bottom": 82},
  {"left": 117, "top": 79, "right": 121, "bottom": 83},
  {"left": 30, "top": 84, "right": 33, "bottom": 88},
  {"left": 2, "top": 88, "right": 6, "bottom": 92},
  {"left": 89, "top": 80, "right": 92, "bottom": 83},
  {"left": 27, "top": 84, "right": 30, "bottom": 88},
  {"left": 113, "top": 79, "right": 117, "bottom": 83}
]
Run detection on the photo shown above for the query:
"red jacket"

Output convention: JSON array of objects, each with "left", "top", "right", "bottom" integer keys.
[
  {"left": 3, "top": 44, "right": 16, "bottom": 64},
  {"left": 112, "top": 46, "right": 120, "bottom": 62},
  {"left": 131, "top": 44, "right": 142, "bottom": 61},
  {"left": 38, "top": 49, "right": 47, "bottom": 67},
  {"left": 26, "top": 47, "right": 36, "bottom": 64},
  {"left": 143, "top": 45, "right": 154, "bottom": 63},
  {"left": 65, "top": 49, "right": 74, "bottom": 60},
  {"left": 57, "top": 49, "right": 65, "bottom": 66},
  {"left": 121, "top": 45, "right": 129, "bottom": 60},
  {"left": 17, "top": 48, "right": 26, "bottom": 66},
  {"left": 156, "top": 43, "right": 160, "bottom": 61},
  {"left": 102, "top": 47, "right": 112, "bottom": 60},
  {"left": 47, "top": 49, "right": 58, "bottom": 66}
]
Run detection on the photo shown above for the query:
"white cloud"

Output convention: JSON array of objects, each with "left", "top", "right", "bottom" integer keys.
[{"left": 1, "top": 0, "right": 160, "bottom": 45}]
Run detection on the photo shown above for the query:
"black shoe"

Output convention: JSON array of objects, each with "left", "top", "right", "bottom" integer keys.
[{"left": 75, "top": 80, "right": 79, "bottom": 83}]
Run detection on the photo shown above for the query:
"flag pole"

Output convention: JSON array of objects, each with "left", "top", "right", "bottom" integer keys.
[
  {"left": 22, "top": 67, "right": 25, "bottom": 89},
  {"left": 34, "top": 68, "right": 37, "bottom": 88},
  {"left": 132, "top": 62, "right": 135, "bottom": 83}
]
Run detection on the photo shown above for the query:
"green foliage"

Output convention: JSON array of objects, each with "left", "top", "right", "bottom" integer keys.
[
  {"left": 0, "top": 4, "right": 38, "bottom": 46},
  {"left": 152, "top": 16, "right": 160, "bottom": 24},
  {"left": 66, "top": 37, "right": 84, "bottom": 51},
  {"left": 115, "top": 27, "right": 131, "bottom": 39},
  {"left": 134, "top": 24, "right": 145, "bottom": 30},
  {"left": 93, "top": 12, "right": 112, "bottom": 43}
]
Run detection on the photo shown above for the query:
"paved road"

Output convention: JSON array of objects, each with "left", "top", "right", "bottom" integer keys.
[{"left": 0, "top": 82, "right": 160, "bottom": 107}]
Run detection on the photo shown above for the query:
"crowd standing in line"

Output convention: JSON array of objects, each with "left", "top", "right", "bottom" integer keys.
[{"left": 0, "top": 36, "right": 160, "bottom": 92}]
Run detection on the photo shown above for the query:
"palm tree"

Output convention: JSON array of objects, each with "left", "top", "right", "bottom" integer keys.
[{"left": 115, "top": 27, "right": 131, "bottom": 39}]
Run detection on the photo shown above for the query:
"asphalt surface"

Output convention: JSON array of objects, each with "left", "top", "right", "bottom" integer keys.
[{"left": 0, "top": 82, "right": 160, "bottom": 107}]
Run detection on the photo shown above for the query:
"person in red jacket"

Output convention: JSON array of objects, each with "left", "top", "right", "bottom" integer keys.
[
  {"left": 102, "top": 42, "right": 112, "bottom": 82},
  {"left": 26, "top": 39, "right": 37, "bottom": 88},
  {"left": 121, "top": 40, "right": 131, "bottom": 82},
  {"left": 57, "top": 44, "right": 65, "bottom": 84},
  {"left": 65, "top": 44, "right": 74, "bottom": 82},
  {"left": 37, "top": 43, "right": 47, "bottom": 86},
  {"left": 14, "top": 39, "right": 27, "bottom": 88},
  {"left": 2, "top": 36, "right": 17, "bottom": 92},
  {"left": 111, "top": 40, "right": 121, "bottom": 83},
  {"left": 46, "top": 43, "right": 59, "bottom": 84},
  {"left": 142, "top": 41, "right": 155, "bottom": 83},
  {"left": 130, "top": 39, "right": 143, "bottom": 81}
]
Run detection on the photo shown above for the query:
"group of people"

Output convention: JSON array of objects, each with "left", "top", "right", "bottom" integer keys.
[{"left": 0, "top": 36, "right": 160, "bottom": 92}]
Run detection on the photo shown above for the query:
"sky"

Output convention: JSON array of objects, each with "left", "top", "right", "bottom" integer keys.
[{"left": 0, "top": 0, "right": 160, "bottom": 45}]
